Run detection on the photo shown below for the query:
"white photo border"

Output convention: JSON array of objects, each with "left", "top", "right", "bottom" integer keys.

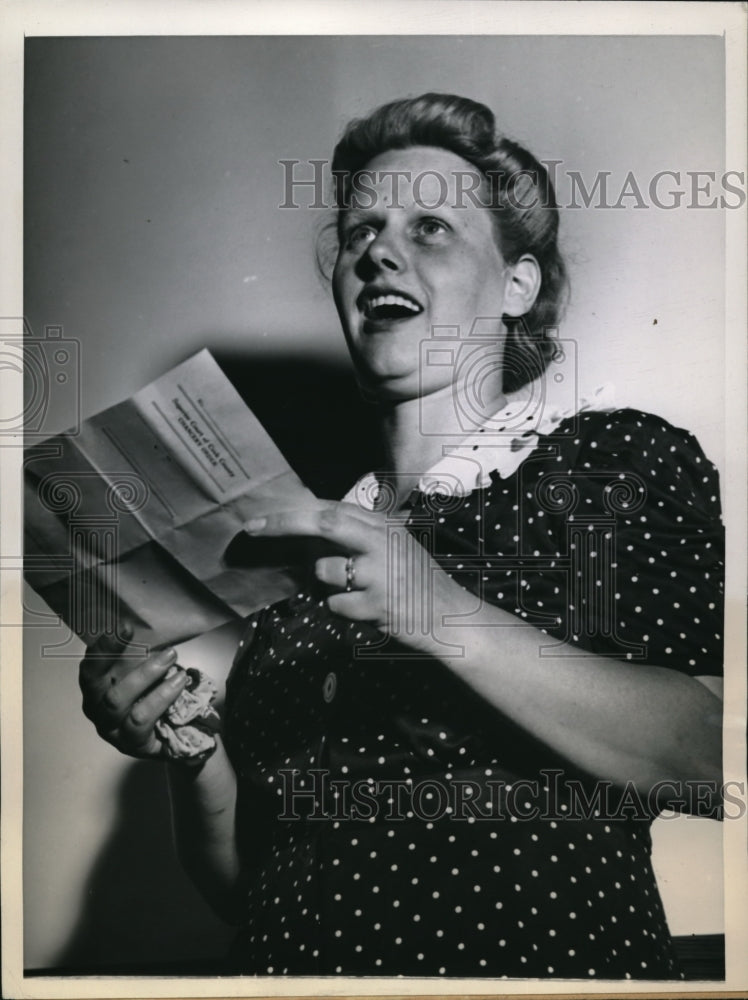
[{"left": 2, "top": 2, "right": 746, "bottom": 998}]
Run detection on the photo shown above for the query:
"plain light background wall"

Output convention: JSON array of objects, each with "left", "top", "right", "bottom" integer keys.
[{"left": 23, "top": 35, "right": 727, "bottom": 970}]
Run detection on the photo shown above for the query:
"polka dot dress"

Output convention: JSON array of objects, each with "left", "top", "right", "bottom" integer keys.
[{"left": 223, "top": 409, "right": 723, "bottom": 978}]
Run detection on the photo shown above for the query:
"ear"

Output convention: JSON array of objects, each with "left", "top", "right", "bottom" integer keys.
[{"left": 502, "top": 255, "right": 541, "bottom": 318}]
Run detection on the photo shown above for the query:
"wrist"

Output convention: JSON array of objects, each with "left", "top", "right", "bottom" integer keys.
[
  {"left": 166, "top": 735, "right": 231, "bottom": 789},
  {"left": 393, "top": 567, "right": 477, "bottom": 660}
]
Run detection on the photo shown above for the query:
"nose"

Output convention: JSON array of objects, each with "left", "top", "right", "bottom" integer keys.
[{"left": 362, "top": 228, "right": 405, "bottom": 274}]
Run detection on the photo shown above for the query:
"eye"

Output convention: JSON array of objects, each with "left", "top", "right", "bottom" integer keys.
[
  {"left": 413, "top": 217, "right": 450, "bottom": 243},
  {"left": 342, "top": 223, "right": 377, "bottom": 251}
]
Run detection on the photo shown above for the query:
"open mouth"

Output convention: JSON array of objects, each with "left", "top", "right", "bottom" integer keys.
[{"left": 360, "top": 291, "right": 424, "bottom": 322}]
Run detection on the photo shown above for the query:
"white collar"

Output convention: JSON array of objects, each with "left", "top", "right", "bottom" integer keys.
[{"left": 344, "top": 384, "right": 615, "bottom": 508}]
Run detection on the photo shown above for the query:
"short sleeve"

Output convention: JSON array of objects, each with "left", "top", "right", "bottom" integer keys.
[{"left": 560, "top": 409, "right": 724, "bottom": 676}]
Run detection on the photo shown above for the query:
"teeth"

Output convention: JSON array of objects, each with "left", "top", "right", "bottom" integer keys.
[{"left": 365, "top": 293, "right": 422, "bottom": 316}]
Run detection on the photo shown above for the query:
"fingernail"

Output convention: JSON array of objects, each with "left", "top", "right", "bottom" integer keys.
[
  {"left": 246, "top": 518, "right": 267, "bottom": 533},
  {"left": 162, "top": 647, "right": 178, "bottom": 663},
  {"left": 167, "top": 669, "right": 187, "bottom": 687}
]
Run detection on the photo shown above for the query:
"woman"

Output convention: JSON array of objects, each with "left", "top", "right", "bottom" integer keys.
[{"left": 80, "top": 94, "right": 724, "bottom": 979}]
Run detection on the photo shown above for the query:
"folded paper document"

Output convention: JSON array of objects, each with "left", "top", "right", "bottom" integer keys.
[{"left": 24, "top": 349, "right": 313, "bottom": 649}]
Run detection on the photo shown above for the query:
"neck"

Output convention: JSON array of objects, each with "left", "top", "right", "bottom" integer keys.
[{"left": 374, "top": 381, "right": 507, "bottom": 507}]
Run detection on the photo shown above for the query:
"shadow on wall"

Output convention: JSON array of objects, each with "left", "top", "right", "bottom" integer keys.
[
  {"left": 47, "top": 762, "right": 233, "bottom": 974},
  {"left": 208, "top": 350, "right": 384, "bottom": 499},
  {"left": 29, "top": 354, "right": 381, "bottom": 973}
]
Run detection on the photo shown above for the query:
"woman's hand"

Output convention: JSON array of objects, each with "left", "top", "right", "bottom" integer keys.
[
  {"left": 79, "top": 623, "right": 189, "bottom": 759},
  {"left": 246, "top": 502, "right": 722, "bottom": 797},
  {"left": 246, "top": 500, "right": 457, "bottom": 651},
  {"left": 79, "top": 624, "right": 242, "bottom": 918}
]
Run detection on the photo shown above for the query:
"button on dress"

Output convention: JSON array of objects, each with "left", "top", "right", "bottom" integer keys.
[{"left": 223, "top": 408, "right": 724, "bottom": 979}]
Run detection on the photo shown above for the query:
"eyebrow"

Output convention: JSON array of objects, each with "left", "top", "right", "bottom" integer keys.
[{"left": 337, "top": 206, "right": 382, "bottom": 229}]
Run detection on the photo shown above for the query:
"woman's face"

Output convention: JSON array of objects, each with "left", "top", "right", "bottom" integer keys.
[{"left": 332, "top": 146, "right": 510, "bottom": 402}]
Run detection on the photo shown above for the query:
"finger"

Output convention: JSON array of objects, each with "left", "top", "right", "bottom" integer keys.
[
  {"left": 327, "top": 591, "right": 380, "bottom": 622},
  {"left": 80, "top": 620, "right": 134, "bottom": 677},
  {"left": 246, "top": 503, "right": 381, "bottom": 552},
  {"left": 89, "top": 619, "right": 134, "bottom": 655},
  {"left": 335, "top": 499, "right": 394, "bottom": 530},
  {"left": 102, "top": 723, "right": 163, "bottom": 759},
  {"left": 119, "top": 669, "right": 189, "bottom": 752},
  {"left": 247, "top": 499, "right": 388, "bottom": 532},
  {"left": 340, "top": 497, "right": 401, "bottom": 529},
  {"left": 314, "top": 555, "right": 368, "bottom": 590},
  {"left": 90, "top": 648, "right": 179, "bottom": 724}
]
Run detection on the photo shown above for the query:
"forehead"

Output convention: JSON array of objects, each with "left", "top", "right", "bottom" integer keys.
[{"left": 349, "top": 145, "right": 486, "bottom": 212}]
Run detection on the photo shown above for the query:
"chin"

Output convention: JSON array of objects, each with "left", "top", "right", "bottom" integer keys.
[{"left": 354, "top": 369, "right": 437, "bottom": 404}]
